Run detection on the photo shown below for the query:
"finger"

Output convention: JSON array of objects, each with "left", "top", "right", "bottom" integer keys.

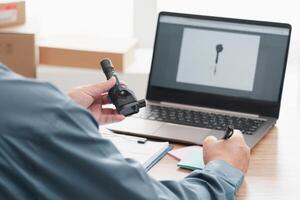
[
  {"left": 92, "top": 92, "right": 110, "bottom": 104},
  {"left": 100, "top": 114, "right": 125, "bottom": 124},
  {"left": 88, "top": 103, "right": 101, "bottom": 123},
  {"left": 102, "top": 108, "right": 118, "bottom": 115},
  {"left": 203, "top": 135, "right": 218, "bottom": 146},
  {"left": 101, "top": 109, "right": 125, "bottom": 124},
  {"left": 102, "top": 109, "right": 125, "bottom": 119},
  {"left": 229, "top": 130, "right": 247, "bottom": 144},
  {"left": 231, "top": 129, "right": 244, "bottom": 139},
  {"left": 101, "top": 93, "right": 110, "bottom": 105},
  {"left": 96, "top": 77, "right": 116, "bottom": 93},
  {"left": 112, "top": 114, "right": 126, "bottom": 122},
  {"left": 119, "top": 81, "right": 127, "bottom": 87},
  {"left": 86, "top": 77, "right": 116, "bottom": 98}
]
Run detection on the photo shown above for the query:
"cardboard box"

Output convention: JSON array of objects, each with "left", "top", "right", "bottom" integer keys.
[
  {"left": 0, "top": 32, "right": 37, "bottom": 78},
  {"left": 39, "top": 35, "right": 137, "bottom": 72},
  {"left": 0, "top": 0, "right": 25, "bottom": 28}
]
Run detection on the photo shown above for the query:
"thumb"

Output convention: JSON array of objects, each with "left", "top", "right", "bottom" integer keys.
[
  {"left": 88, "top": 77, "right": 116, "bottom": 98},
  {"left": 203, "top": 135, "right": 218, "bottom": 147},
  {"left": 97, "top": 77, "right": 116, "bottom": 93}
]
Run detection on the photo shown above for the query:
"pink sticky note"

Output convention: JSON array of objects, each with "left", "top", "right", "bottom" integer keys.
[{"left": 168, "top": 146, "right": 202, "bottom": 160}]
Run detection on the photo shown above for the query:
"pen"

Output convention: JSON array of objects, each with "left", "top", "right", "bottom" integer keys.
[
  {"left": 102, "top": 132, "right": 147, "bottom": 144},
  {"left": 222, "top": 125, "right": 234, "bottom": 140}
]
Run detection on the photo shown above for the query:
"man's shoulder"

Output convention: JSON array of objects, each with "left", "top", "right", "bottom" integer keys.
[
  {"left": 0, "top": 63, "right": 63, "bottom": 96},
  {"left": 0, "top": 63, "right": 19, "bottom": 78},
  {"left": 0, "top": 64, "right": 70, "bottom": 133},
  {"left": 0, "top": 64, "right": 98, "bottom": 136},
  {"left": 0, "top": 63, "right": 11, "bottom": 71}
]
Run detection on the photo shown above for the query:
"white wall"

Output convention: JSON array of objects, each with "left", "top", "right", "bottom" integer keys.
[
  {"left": 133, "top": 0, "right": 157, "bottom": 47},
  {"left": 25, "top": 0, "right": 300, "bottom": 68},
  {"left": 26, "top": 0, "right": 134, "bottom": 38}
]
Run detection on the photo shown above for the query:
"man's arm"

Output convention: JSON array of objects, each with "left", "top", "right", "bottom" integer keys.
[
  {"left": 34, "top": 97, "right": 244, "bottom": 200},
  {"left": 0, "top": 64, "right": 247, "bottom": 199},
  {"left": 33, "top": 84, "right": 245, "bottom": 199}
]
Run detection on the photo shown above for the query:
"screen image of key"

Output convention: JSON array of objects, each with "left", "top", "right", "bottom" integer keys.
[{"left": 176, "top": 28, "right": 260, "bottom": 92}]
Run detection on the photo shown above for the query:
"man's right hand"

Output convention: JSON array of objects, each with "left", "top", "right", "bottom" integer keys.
[
  {"left": 68, "top": 78, "right": 125, "bottom": 125},
  {"left": 203, "top": 130, "right": 250, "bottom": 173}
]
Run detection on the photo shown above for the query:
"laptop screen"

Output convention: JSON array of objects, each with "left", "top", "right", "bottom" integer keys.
[{"left": 147, "top": 12, "right": 291, "bottom": 117}]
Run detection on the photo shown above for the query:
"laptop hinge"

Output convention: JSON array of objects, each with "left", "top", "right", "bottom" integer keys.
[{"left": 156, "top": 101, "right": 260, "bottom": 118}]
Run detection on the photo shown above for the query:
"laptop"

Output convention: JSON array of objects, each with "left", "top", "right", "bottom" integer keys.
[{"left": 106, "top": 12, "right": 291, "bottom": 148}]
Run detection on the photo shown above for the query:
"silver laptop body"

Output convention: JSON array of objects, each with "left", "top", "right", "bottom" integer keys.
[{"left": 106, "top": 12, "right": 291, "bottom": 149}]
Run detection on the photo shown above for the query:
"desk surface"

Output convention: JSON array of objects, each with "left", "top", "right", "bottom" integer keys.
[{"left": 148, "top": 65, "right": 300, "bottom": 200}]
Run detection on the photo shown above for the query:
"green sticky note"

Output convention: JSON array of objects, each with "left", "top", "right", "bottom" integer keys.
[{"left": 177, "top": 152, "right": 205, "bottom": 170}]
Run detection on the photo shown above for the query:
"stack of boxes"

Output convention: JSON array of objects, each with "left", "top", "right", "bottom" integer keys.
[
  {"left": 39, "top": 35, "right": 136, "bottom": 72},
  {"left": 0, "top": 1, "right": 136, "bottom": 77},
  {"left": 0, "top": 0, "right": 25, "bottom": 28},
  {"left": 0, "top": 0, "right": 37, "bottom": 78}
]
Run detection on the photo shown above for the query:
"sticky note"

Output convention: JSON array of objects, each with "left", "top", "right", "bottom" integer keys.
[
  {"left": 168, "top": 146, "right": 202, "bottom": 160},
  {"left": 176, "top": 148, "right": 205, "bottom": 170}
]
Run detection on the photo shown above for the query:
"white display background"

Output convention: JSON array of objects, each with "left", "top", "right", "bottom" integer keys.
[{"left": 176, "top": 28, "right": 260, "bottom": 91}]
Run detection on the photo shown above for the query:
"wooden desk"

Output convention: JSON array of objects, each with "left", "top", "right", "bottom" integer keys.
[{"left": 149, "top": 64, "right": 300, "bottom": 199}]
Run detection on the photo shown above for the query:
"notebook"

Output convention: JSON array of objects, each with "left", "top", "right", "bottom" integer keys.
[
  {"left": 177, "top": 153, "right": 205, "bottom": 170},
  {"left": 168, "top": 146, "right": 205, "bottom": 170},
  {"left": 168, "top": 146, "right": 202, "bottom": 160},
  {"left": 100, "top": 127, "right": 171, "bottom": 171}
]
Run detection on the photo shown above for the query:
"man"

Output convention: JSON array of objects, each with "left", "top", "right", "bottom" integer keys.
[{"left": 0, "top": 64, "right": 250, "bottom": 200}]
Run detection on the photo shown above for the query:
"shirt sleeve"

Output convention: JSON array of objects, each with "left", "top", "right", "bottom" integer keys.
[
  {"left": 0, "top": 65, "right": 244, "bottom": 200},
  {"left": 29, "top": 101, "right": 243, "bottom": 200},
  {"left": 157, "top": 160, "right": 244, "bottom": 200},
  {"left": 32, "top": 89, "right": 243, "bottom": 200}
]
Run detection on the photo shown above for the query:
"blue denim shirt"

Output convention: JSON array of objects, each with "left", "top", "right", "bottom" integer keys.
[{"left": 0, "top": 64, "right": 243, "bottom": 200}]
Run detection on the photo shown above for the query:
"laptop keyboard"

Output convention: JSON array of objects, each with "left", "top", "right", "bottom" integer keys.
[{"left": 134, "top": 104, "right": 265, "bottom": 135}]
